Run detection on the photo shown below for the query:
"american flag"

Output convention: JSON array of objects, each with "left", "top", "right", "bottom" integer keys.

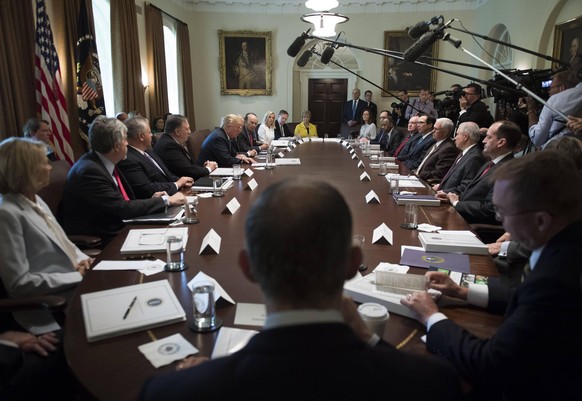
[{"left": 35, "top": 0, "right": 74, "bottom": 165}]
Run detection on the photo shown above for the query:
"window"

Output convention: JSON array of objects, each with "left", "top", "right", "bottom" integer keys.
[
  {"left": 92, "top": 0, "right": 114, "bottom": 116},
  {"left": 163, "top": 16, "right": 180, "bottom": 114}
]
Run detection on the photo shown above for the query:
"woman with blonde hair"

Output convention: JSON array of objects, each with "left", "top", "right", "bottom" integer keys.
[
  {"left": 0, "top": 138, "right": 92, "bottom": 334},
  {"left": 258, "top": 111, "right": 276, "bottom": 144},
  {"left": 294, "top": 110, "right": 318, "bottom": 138}
]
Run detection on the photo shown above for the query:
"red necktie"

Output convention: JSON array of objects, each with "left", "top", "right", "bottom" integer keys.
[
  {"left": 113, "top": 168, "right": 130, "bottom": 201},
  {"left": 393, "top": 135, "right": 411, "bottom": 157},
  {"left": 480, "top": 161, "right": 493, "bottom": 177},
  {"left": 249, "top": 131, "right": 253, "bottom": 146}
]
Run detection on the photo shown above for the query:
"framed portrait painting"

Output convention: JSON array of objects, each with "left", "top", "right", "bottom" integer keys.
[
  {"left": 382, "top": 30, "right": 438, "bottom": 97},
  {"left": 218, "top": 30, "right": 272, "bottom": 96},
  {"left": 552, "top": 16, "right": 582, "bottom": 68}
]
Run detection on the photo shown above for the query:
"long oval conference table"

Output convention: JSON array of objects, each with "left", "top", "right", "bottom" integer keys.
[{"left": 64, "top": 139, "right": 503, "bottom": 401}]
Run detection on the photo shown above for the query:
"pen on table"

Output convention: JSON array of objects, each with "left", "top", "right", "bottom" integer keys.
[{"left": 122, "top": 296, "right": 138, "bottom": 320}]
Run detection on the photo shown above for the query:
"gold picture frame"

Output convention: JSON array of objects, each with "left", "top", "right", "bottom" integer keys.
[
  {"left": 382, "top": 30, "right": 438, "bottom": 97},
  {"left": 552, "top": 16, "right": 582, "bottom": 69},
  {"left": 218, "top": 30, "right": 272, "bottom": 96}
]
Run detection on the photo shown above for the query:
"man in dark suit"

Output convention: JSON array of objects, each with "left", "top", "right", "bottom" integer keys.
[
  {"left": 153, "top": 115, "right": 217, "bottom": 179},
  {"left": 235, "top": 112, "right": 268, "bottom": 156},
  {"left": 274, "top": 109, "right": 292, "bottom": 139},
  {"left": 138, "top": 179, "right": 462, "bottom": 401},
  {"left": 402, "top": 150, "right": 582, "bottom": 400},
  {"left": 434, "top": 121, "right": 485, "bottom": 192},
  {"left": 198, "top": 114, "right": 255, "bottom": 167},
  {"left": 455, "top": 83, "right": 494, "bottom": 130},
  {"left": 399, "top": 114, "right": 437, "bottom": 171},
  {"left": 117, "top": 116, "right": 194, "bottom": 199},
  {"left": 416, "top": 117, "right": 459, "bottom": 184},
  {"left": 392, "top": 115, "right": 420, "bottom": 158},
  {"left": 437, "top": 120, "right": 522, "bottom": 225},
  {"left": 370, "top": 111, "right": 403, "bottom": 155},
  {"left": 341, "top": 88, "right": 367, "bottom": 138},
  {"left": 363, "top": 90, "right": 378, "bottom": 123},
  {"left": 61, "top": 117, "right": 185, "bottom": 245},
  {"left": 22, "top": 118, "right": 57, "bottom": 161}
]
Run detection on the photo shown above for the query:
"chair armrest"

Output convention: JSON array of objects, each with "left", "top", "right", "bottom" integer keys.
[
  {"left": 68, "top": 235, "right": 102, "bottom": 249},
  {"left": 0, "top": 295, "right": 67, "bottom": 313}
]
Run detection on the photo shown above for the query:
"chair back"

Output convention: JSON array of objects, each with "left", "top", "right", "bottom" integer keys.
[
  {"left": 188, "top": 130, "right": 207, "bottom": 161},
  {"left": 37, "top": 160, "right": 70, "bottom": 217}
]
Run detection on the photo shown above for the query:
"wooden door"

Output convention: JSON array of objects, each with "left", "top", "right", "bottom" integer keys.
[{"left": 308, "top": 78, "right": 347, "bottom": 137}]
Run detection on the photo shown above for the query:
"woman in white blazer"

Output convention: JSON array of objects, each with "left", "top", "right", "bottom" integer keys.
[{"left": 0, "top": 138, "right": 93, "bottom": 334}]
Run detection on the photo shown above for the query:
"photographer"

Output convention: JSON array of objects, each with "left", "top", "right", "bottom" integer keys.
[
  {"left": 456, "top": 83, "right": 494, "bottom": 130},
  {"left": 391, "top": 90, "right": 410, "bottom": 128}
]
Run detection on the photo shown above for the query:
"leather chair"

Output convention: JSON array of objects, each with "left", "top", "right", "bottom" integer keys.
[
  {"left": 188, "top": 130, "right": 207, "bottom": 162},
  {"left": 38, "top": 160, "right": 102, "bottom": 255}
]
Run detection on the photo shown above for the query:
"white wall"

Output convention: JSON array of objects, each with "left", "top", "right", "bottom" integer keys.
[{"left": 140, "top": 0, "right": 580, "bottom": 129}]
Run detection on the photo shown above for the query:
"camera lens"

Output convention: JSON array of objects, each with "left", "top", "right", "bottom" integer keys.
[{"left": 391, "top": 102, "right": 398, "bottom": 108}]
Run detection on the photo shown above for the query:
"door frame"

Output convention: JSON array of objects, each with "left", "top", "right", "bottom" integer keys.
[{"left": 299, "top": 70, "right": 356, "bottom": 115}]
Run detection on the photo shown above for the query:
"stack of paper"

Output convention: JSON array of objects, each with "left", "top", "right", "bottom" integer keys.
[
  {"left": 418, "top": 230, "right": 489, "bottom": 255},
  {"left": 120, "top": 227, "right": 188, "bottom": 254}
]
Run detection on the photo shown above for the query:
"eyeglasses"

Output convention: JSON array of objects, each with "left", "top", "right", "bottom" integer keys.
[{"left": 494, "top": 206, "right": 537, "bottom": 221}]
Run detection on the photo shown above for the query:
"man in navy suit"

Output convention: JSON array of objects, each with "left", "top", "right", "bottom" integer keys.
[
  {"left": 399, "top": 114, "right": 437, "bottom": 171},
  {"left": 433, "top": 121, "right": 485, "bottom": 192},
  {"left": 138, "top": 179, "right": 462, "bottom": 401},
  {"left": 403, "top": 150, "right": 582, "bottom": 400},
  {"left": 416, "top": 117, "right": 459, "bottom": 184},
  {"left": 370, "top": 111, "right": 403, "bottom": 155},
  {"left": 153, "top": 115, "right": 217, "bottom": 179},
  {"left": 198, "top": 114, "right": 255, "bottom": 167},
  {"left": 62, "top": 117, "right": 185, "bottom": 245},
  {"left": 437, "top": 120, "right": 522, "bottom": 225},
  {"left": 341, "top": 88, "right": 367, "bottom": 138},
  {"left": 117, "top": 116, "right": 194, "bottom": 199},
  {"left": 274, "top": 109, "right": 292, "bottom": 139},
  {"left": 235, "top": 112, "right": 268, "bottom": 156}
]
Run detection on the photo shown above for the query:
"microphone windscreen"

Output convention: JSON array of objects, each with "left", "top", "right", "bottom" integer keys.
[
  {"left": 320, "top": 47, "right": 334, "bottom": 64},
  {"left": 407, "top": 21, "right": 429, "bottom": 39},
  {"left": 403, "top": 30, "right": 439, "bottom": 62},
  {"left": 287, "top": 36, "right": 306, "bottom": 57},
  {"left": 297, "top": 50, "right": 313, "bottom": 67}
]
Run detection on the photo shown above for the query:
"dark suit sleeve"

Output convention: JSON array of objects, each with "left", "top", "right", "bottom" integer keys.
[
  {"left": 200, "top": 136, "right": 239, "bottom": 167},
  {"left": 418, "top": 144, "right": 459, "bottom": 182},
  {"left": 454, "top": 186, "right": 495, "bottom": 223},
  {"left": 154, "top": 140, "right": 209, "bottom": 179},
  {"left": 117, "top": 157, "right": 178, "bottom": 198},
  {"left": 385, "top": 131, "right": 403, "bottom": 156}
]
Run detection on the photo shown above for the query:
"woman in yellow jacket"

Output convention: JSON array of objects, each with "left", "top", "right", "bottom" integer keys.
[{"left": 294, "top": 110, "right": 318, "bottom": 138}]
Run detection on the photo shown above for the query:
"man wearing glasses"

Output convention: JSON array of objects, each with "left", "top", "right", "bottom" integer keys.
[{"left": 456, "top": 83, "right": 494, "bottom": 130}]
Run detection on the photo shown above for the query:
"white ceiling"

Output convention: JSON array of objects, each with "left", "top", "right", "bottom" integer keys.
[{"left": 171, "top": 0, "right": 491, "bottom": 14}]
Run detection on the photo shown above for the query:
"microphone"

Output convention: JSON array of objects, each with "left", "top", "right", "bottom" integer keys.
[
  {"left": 403, "top": 29, "right": 442, "bottom": 62},
  {"left": 320, "top": 45, "right": 334, "bottom": 64},
  {"left": 297, "top": 49, "right": 313, "bottom": 67},
  {"left": 287, "top": 29, "right": 311, "bottom": 57},
  {"left": 407, "top": 16, "right": 441, "bottom": 39}
]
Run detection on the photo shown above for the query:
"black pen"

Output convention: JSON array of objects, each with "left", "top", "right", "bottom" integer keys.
[{"left": 122, "top": 296, "right": 138, "bottom": 320}]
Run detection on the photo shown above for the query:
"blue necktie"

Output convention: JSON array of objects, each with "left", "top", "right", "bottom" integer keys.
[{"left": 352, "top": 101, "right": 357, "bottom": 119}]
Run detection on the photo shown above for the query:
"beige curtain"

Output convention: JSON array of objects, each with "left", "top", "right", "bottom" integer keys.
[
  {"left": 145, "top": 4, "right": 169, "bottom": 120},
  {"left": 177, "top": 22, "right": 196, "bottom": 129},
  {"left": 0, "top": 0, "right": 35, "bottom": 140},
  {"left": 111, "top": 0, "right": 146, "bottom": 116}
]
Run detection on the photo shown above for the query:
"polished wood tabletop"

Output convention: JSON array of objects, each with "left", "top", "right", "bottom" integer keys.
[{"left": 64, "top": 140, "right": 502, "bottom": 401}]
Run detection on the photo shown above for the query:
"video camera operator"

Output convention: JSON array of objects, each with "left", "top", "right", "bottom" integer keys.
[{"left": 391, "top": 90, "right": 410, "bottom": 128}]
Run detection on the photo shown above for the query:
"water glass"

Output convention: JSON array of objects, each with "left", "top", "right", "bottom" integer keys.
[
  {"left": 232, "top": 164, "right": 242, "bottom": 180},
  {"left": 190, "top": 281, "right": 222, "bottom": 332},
  {"left": 212, "top": 177, "right": 224, "bottom": 197},
  {"left": 165, "top": 236, "right": 188, "bottom": 271},
  {"left": 401, "top": 203, "right": 418, "bottom": 230}
]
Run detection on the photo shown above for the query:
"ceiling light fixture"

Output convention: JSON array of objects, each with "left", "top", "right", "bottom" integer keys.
[
  {"left": 305, "top": 0, "right": 338, "bottom": 12},
  {"left": 301, "top": 1, "right": 348, "bottom": 37}
]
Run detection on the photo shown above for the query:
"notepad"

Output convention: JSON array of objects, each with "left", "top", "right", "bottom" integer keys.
[{"left": 81, "top": 280, "right": 186, "bottom": 342}]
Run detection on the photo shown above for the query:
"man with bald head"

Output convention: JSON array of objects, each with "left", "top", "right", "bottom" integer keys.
[{"left": 139, "top": 179, "right": 462, "bottom": 400}]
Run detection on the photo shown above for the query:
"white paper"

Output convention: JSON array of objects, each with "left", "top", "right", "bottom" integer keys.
[
  {"left": 233, "top": 303, "right": 267, "bottom": 326},
  {"left": 278, "top": 152, "right": 285, "bottom": 158},
  {"left": 138, "top": 334, "right": 199, "bottom": 369},
  {"left": 210, "top": 167, "right": 235, "bottom": 176},
  {"left": 199, "top": 228, "right": 221, "bottom": 255},
  {"left": 120, "top": 228, "right": 189, "bottom": 254},
  {"left": 223, "top": 197, "right": 241, "bottom": 215},
  {"left": 271, "top": 139, "right": 292, "bottom": 147},
  {"left": 211, "top": 327, "right": 259, "bottom": 359},
  {"left": 359, "top": 172, "right": 371, "bottom": 181},
  {"left": 373, "top": 262, "right": 410, "bottom": 274},
  {"left": 365, "top": 190, "right": 380, "bottom": 204},
  {"left": 351, "top": 154, "right": 358, "bottom": 160},
  {"left": 372, "top": 223, "right": 393, "bottom": 245},
  {"left": 187, "top": 271, "right": 235, "bottom": 305},
  {"left": 275, "top": 158, "right": 301, "bottom": 166},
  {"left": 357, "top": 160, "right": 364, "bottom": 168},
  {"left": 244, "top": 168, "right": 254, "bottom": 177},
  {"left": 375, "top": 270, "right": 427, "bottom": 295},
  {"left": 245, "top": 178, "right": 258, "bottom": 191},
  {"left": 93, "top": 259, "right": 165, "bottom": 271}
]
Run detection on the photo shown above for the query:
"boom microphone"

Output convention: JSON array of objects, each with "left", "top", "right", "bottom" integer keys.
[
  {"left": 407, "top": 16, "right": 441, "bottom": 39},
  {"left": 320, "top": 45, "right": 335, "bottom": 64},
  {"left": 287, "top": 29, "right": 311, "bottom": 57},
  {"left": 403, "top": 29, "right": 442, "bottom": 62},
  {"left": 297, "top": 49, "right": 313, "bottom": 67}
]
